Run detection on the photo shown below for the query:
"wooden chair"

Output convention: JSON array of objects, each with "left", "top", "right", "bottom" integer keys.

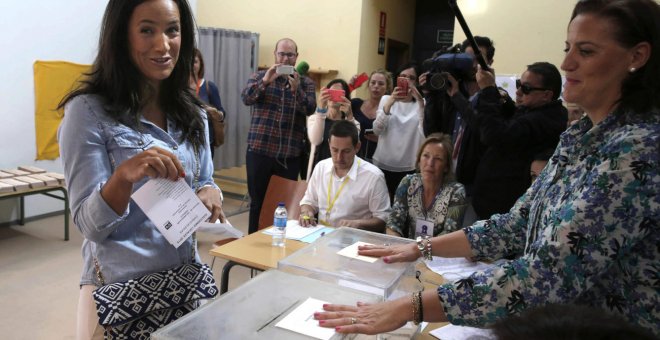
[
  {"left": 257, "top": 175, "right": 308, "bottom": 230},
  {"left": 211, "top": 175, "right": 307, "bottom": 293}
]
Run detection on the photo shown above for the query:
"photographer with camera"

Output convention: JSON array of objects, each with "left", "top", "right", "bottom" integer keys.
[
  {"left": 241, "top": 38, "right": 316, "bottom": 234},
  {"left": 420, "top": 36, "right": 504, "bottom": 225}
]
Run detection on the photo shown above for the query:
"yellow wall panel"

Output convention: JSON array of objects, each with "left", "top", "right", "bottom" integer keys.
[{"left": 33, "top": 61, "right": 90, "bottom": 160}]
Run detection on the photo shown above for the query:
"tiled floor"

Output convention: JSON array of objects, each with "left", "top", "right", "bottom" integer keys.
[{"left": 0, "top": 197, "right": 252, "bottom": 339}]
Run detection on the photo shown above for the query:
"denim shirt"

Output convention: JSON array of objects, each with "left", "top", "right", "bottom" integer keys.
[{"left": 58, "top": 94, "right": 217, "bottom": 286}]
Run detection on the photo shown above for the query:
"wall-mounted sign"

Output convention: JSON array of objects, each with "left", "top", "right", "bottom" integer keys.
[
  {"left": 436, "top": 30, "right": 453, "bottom": 44},
  {"left": 379, "top": 12, "right": 386, "bottom": 38},
  {"left": 378, "top": 37, "right": 385, "bottom": 55}
]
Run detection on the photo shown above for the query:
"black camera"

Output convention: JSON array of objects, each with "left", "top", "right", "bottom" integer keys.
[{"left": 422, "top": 52, "right": 474, "bottom": 91}]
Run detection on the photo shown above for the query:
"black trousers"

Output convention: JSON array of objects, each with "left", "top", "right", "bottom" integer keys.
[
  {"left": 380, "top": 168, "right": 415, "bottom": 204},
  {"left": 246, "top": 149, "right": 300, "bottom": 234}
]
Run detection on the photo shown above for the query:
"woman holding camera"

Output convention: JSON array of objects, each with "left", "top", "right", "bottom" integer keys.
[
  {"left": 315, "top": 0, "right": 659, "bottom": 336},
  {"left": 307, "top": 79, "right": 360, "bottom": 172},
  {"left": 372, "top": 62, "right": 426, "bottom": 202}
]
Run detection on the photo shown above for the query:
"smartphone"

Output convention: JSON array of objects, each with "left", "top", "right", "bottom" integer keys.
[
  {"left": 276, "top": 65, "right": 294, "bottom": 75},
  {"left": 397, "top": 77, "right": 409, "bottom": 94},
  {"left": 327, "top": 88, "right": 345, "bottom": 102}
]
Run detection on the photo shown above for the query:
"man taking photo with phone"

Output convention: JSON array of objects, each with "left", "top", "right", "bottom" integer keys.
[{"left": 242, "top": 38, "right": 316, "bottom": 234}]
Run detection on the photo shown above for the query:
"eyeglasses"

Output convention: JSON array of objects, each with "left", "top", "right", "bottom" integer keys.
[
  {"left": 276, "top": 52, "right": 297, "bottom": 59},
  {"left": 516, "top": 79, "right": 547, "bottom": 95}
]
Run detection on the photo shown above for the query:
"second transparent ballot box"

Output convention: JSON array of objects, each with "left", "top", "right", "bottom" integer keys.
[{"left": 278, "top": 227, "right": 419, "bottom": 299}]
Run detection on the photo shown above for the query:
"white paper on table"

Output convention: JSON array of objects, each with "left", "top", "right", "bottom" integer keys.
[
  {"left": 131, "top": 178, "right": 211, "bottom": 248},
  {"left": 197, "top": 219, "right": 243, "bottom": 238},
  {"left": 429, "top": 323, "right": 494, "bottom": 339},
  {"left": 425, "top": 256, "right": 495, "bottom": 282},
  {"left": 336, "top": 241, "right": 378, "bottom": 263},
  {"left": 275, "top": 297, "right": 335, "bottom": 340},
  {"left": 262, "top": 220, "right": 326, "bottom": 240}
]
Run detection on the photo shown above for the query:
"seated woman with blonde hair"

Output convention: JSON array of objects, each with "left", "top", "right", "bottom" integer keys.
[{"left": 387, "top": 133, "right": 466, "bottom": 239}]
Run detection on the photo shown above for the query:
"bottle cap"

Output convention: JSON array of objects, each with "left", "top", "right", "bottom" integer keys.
[{"left": 277, "top": 202, "right": 285, "bottom": 206}]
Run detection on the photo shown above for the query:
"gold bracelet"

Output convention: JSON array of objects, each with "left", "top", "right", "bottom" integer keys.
[
  {"left": 411, "top": 291, "right": 423, "bottom": 325},
  {"left": 418, "top": 291, "right": 424, "bottom": 324}
]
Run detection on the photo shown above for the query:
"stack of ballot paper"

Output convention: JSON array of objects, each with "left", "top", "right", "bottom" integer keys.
[
  {"left": 425, "top": 256, "right": 497, "bottom": 282},
  {"left": 429, "top": 323, "right": 494, "bottom": 339},
  {"left": 262, "top": 220, "right": 333, "bottom": 243}
]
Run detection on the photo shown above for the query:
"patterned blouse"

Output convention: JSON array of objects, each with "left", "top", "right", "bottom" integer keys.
[
  {"left": 436, "top": 111, "right": 659, "bottom": 335},
  {"left": 387, "top": 174, "right": 467, "bottom": 239}
]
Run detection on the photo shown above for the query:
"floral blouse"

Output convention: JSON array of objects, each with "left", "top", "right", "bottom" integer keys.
[
  {"left": 437, "top": 112, "right": 659, "bottom": 335},
  {"left": 387, "top": 174, "right": 467, "bottom": 239}
]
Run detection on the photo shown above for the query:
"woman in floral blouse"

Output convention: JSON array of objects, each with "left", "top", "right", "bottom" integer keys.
[
  {"left": 315, "top": 0, "right": 659, "bottom": 336},
  {"left": 386, "top": 134, "right": 466, "bottom": 239}
]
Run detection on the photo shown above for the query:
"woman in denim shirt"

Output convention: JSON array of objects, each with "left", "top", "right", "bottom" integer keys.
[
  {"left": 57, "top": 0, "right": 223, "bottom": 338},
  {"left": 315, "top": 0, "right": 659, "bottom": 336}
]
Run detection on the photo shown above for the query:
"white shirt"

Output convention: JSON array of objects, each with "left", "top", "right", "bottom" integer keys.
[
  {"left": 372, "top": 95, "right": 425, "bottom": 172},
  {"left": 300, "top": 156, "right": 391, "bottom": 226}
]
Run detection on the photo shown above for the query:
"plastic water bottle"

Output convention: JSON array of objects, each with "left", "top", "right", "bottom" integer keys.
[{"left": 272, "top": 202, "right": 287, "bottom": 247}]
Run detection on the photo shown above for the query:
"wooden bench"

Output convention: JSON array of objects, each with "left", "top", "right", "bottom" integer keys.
[{"left": 0, "top": 166, "right": 69, "bottom": 241}]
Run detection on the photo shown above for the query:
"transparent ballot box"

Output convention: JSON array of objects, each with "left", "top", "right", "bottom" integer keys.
[
  {"left": 278, "top": 227, "right": 419, "bottom": 299},
  {"left": 152, "top": 269, "right": 382, "bottom": 340}
]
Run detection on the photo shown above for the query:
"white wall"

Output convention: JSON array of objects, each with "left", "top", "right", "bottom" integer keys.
[
  {"left": 452, "top": 0, "right": 575, "bottom": 75},
  {"left": 0, "top": 0, "right": 196, "bottom": 223}
]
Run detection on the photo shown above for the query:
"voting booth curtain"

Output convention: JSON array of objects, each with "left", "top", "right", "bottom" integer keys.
[
  {"left": 33, "top": 60, "right": 90, "bottom": 160},
  {"left": 197, "top": 27, "right": 259, "bottom": 169}
]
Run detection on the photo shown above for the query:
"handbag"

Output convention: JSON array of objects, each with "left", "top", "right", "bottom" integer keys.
[
  {"left": 205, "top": 81, "right": 225, "bottom": 147},
  {"left": 92, "top": 148, "right": 217, "bottom": 339},
  {"left": 92, "top": 261, "right": 217, "bottom": 339},
  {"left": 206, "top": 106, "right": 225, "bottom": 147}
]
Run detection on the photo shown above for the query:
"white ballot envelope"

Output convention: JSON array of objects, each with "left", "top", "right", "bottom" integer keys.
[
  {"left": 197, "top": 219, "right": 243, "bottom": 238},
  {"left": 336, "top": 241, "right": 379, "bottom": 263},
  {"left": 275, "top": 297, "right": 335, "bottom": 340},
  {"left": 132, "top": 178, "right": 211, "bottom": 248}
]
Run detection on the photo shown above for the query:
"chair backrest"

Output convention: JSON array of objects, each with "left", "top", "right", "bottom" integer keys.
[{"left": 257, "top": 175, "right": 308, "bottom": 230}]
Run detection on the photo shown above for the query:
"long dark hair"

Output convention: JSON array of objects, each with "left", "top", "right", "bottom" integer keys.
[
  {"left": 572, "top": 0, "right": 660, "bottom": 115},
  {"left": 193, "top": 48, "right": 205, "bottom": 81},
  {"left": 59, "top": 0, "right": 205, "bottom": 148}
]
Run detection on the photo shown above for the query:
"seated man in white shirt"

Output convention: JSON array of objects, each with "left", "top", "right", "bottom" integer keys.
[{"left": 299, "top": 120, "right": 390, "bottom": 232}]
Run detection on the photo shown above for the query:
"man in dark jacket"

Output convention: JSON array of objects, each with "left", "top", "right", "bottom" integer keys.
[
  {"left": 421, "top": 37, "right": 501, "bottom": 226},
  {"left": 472, "top": 62, "right": 567, "bottom": 219}
]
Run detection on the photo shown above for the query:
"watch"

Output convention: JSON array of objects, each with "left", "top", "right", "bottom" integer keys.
[{"left": 416, "top": 235, "right": 432, "bottom": 261}]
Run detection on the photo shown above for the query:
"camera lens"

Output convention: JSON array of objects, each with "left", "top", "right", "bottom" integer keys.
[{"left": 428, "top": 73, "right": 447, "bottom": 91}]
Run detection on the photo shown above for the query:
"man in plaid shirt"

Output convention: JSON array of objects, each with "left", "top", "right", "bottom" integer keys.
[{"left": 241, "top": 38, "right": 316, "bottom": 234}]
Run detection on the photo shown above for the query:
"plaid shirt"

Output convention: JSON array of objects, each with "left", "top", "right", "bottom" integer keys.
[{"left": 242, "top": 70, "right": 316, "bottom": 158}]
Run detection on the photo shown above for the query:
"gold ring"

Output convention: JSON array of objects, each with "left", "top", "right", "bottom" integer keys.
[
  {"left": 350, "top": 317, "right": 357, "bottom": 325},
  {"left": 303, "top": 215, "right": 311, "bottom": 220}
]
